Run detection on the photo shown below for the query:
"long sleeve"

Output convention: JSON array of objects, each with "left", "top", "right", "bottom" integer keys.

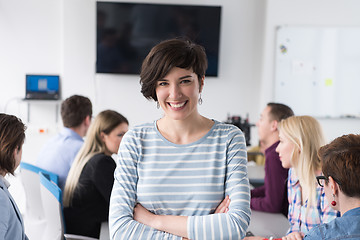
[
  {"left": 109, "top": 126, "right": 182, "bottom": 239},
  {"left": 250, "top": 142, "right": 288, "bottom": 215},
  {"left": 251, "top": 185, "right": 265, "bottom": 198},
  {"left": 187, "top": 128, "right": 251, "bottom": 239},
  {"left": 109, "top": 121, "right": 251, "bottom": 240}
]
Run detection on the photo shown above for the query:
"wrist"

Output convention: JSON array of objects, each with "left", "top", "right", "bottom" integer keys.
[{"left": 152, "top": 214, "right": 162, "bottom": 230}]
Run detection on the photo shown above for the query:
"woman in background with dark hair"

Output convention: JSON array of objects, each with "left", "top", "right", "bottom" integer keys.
[
  {"left": 304, "top": 134, "right": 360, "bottom": 239},
  {"left": 0, "top": 113, "right": 28, "bottom": 240}
]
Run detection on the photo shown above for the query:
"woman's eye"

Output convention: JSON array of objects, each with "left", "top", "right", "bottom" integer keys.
[
  {"left": 180, "top": 79, "right": 191, "bottom": 84},
  {"left": 158, "top": 81, "right": 167, "bottom": 86}
]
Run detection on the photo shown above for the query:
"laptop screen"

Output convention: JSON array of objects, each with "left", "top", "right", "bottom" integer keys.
[{"left": 25, "top": 75, "right": 60, "bottom": 100}]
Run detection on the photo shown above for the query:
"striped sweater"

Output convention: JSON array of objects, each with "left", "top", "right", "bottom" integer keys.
[{"left": 109, "top": 120, "right": 251, "bottom": 239}]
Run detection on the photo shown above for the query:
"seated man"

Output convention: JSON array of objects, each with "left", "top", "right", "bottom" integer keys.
[
  {"left": 36, "top": 95, "right": 92, "bottom": 190},
  {"left": 251, "top": 102, "right": 294, "bottom": 216}
]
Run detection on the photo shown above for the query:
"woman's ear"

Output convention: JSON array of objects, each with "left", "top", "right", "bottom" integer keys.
[
  {"left": 328, "top": 176, "right": 339, "bottom": 195},
  {"left": 100, "top": 131, "right": 106, "bottom": 142},
  {"left": 199, "top": 76, "right": 205, "bottom": 93}
]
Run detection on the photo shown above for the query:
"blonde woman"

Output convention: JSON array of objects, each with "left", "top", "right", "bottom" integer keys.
[
  {"left": 276, "top": 116, "right": 339, "bottom": 240},
  {"left": 63, "top": 110, "right": 128, "bottom": 238}
]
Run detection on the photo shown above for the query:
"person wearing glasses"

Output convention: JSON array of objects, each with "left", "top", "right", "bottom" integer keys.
[
  {"left": 304, "top": 134, "right": 360, "bottom": 239},
  {"left": 275, "top": 116, "right": 339, "bottom": 240},
  {"left": 63, "top": 110, "right": 128, "bottom": 238},
  {"left": 244, "top": 116, "right": 339, "bottom": 240}
]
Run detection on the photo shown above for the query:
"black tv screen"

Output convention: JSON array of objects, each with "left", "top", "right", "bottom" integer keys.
[{"left": 96, "top": 2, "right": 222, "bottom": 76}]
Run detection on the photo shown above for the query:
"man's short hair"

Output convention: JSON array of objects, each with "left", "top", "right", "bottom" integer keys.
[
  {"left": 267, "top": 102, "right": 294, "bottom": 122},
  {"left": 61, "top": 95, "right": 92, "bottom": 128}
]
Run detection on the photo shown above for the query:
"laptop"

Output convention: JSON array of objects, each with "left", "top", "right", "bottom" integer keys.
[{"left": 25, "top": 74, "right": 60, "bottom": 100}]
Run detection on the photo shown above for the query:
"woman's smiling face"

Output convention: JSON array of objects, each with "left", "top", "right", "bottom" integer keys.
[{"left": 156, "top": 67, "right": 203, "bottom": 121}]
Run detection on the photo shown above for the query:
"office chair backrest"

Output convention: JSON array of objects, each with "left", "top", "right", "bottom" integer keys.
[
  {"left": 39, "top": 171, "right": 64, "bottom": 240},
  {"left": 19, "top": 162, "right": 59, "bottom": 220},
  {"left": 39, "top": 172, "right": 99, "bottom": 240}
]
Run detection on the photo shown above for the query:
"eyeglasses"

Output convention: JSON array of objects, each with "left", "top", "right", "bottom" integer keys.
[{"left": 316, "top": 175, "right": 328, "bottom": 187}]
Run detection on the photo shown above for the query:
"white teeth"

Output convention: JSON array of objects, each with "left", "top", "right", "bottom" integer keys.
[{"left": 170, "top": 102, "right": 186, "bottom": 108}]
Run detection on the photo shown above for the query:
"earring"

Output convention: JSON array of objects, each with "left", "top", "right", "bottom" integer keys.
[
  {"left": 331, "top": 194, "right": 337, "bottom": 206},
  {"left": 156, "top": 102, "right": 160, "bottom": 109},
  {"left": 198, "top": 94, "right": 203, "bottom": 105}
]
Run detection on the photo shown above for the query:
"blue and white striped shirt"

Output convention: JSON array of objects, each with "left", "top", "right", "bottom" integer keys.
[{"left": 109, "top": 120, "right": 251, "bottom": 239}]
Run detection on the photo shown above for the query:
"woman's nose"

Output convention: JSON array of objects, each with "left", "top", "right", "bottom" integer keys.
[{"left": 169, "top": 84, "right": 182, "bottom": 98}]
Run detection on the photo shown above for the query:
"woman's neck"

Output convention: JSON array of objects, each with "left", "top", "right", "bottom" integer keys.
[
  {"left": 338, "top": 193, "right": 360, "bottom": 216},
  {"left": 157, "top": 115, "right": 213, "bottom": 145}
]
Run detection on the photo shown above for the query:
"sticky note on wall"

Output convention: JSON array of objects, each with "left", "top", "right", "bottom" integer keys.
[{"left": 325, "top": 78, "right": 333, "bottom": 86}]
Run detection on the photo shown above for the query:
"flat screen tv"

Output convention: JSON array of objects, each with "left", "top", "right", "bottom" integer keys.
[{"left": 96, "top": 2, "right": 222, "bottom": 76}]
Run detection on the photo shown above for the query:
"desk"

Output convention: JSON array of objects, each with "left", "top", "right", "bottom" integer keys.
[
  {"left": 247, "top": 164, "right": 265, "bottom": 187},
  {"left": 248, "top": 210, "right": 290, "bottom": 238}
]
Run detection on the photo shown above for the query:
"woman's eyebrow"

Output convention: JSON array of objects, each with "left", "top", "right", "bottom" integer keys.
[{"left": 179, "top": 75, "right": 193, "bottom": 79}]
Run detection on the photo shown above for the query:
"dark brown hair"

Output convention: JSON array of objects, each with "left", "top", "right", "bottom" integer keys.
[
  {"left": 61, "top": 95, "right": 92, "bottom": 128},
  {"left": 140, "top": 38, "right": 208, "bottom": 101},
  {"left": 267, "top": 102, "right": 294, "bottom": 122},
  {"left": 319, "top": 134, "right": 360, "bottom": 198},
  {"left": 0, "top": 114, "right": 26, "bottom": 175}
]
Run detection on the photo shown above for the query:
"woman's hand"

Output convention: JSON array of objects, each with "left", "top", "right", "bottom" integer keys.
[
  {"left": 282, "top": 232, "right": 305, "bottom": 240},
  {"left": 214, "top": 195, "right": 231, "bottom": 213},
  {"left": 133, "top": 203, "right": 157, "bottom": 228},
  {"left": 133, "top": 203, "right": 188, "bottom": 237}
]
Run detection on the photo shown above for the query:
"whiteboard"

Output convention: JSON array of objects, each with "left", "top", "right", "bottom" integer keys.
[{"left": 274, "top": 26, "right": 360, "bottom": 118}]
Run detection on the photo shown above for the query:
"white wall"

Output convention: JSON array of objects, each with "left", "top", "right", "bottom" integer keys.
[
  {"left": 259, "top": 0, "right": 360, "bottom": 142},
  {"left": 1, "top": 0, "right": 360, "bottom": 163},
  {"left": 0, "top": 0, "right": 265, "bottom": 161},
  {"left": 0, "top": 0, "right": 61, "bottom": 118},
  {"left": 61, "top": 0, "right": 264, "bottom": 126}
]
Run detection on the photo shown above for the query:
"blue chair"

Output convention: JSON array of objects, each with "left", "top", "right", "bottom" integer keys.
[
  {"left": 39, "top": 172, "right": 98, "bottom": 240},
  {"left": 20, "top": 162, "right": 58, "bottom": 185},
  {"left": 19, "top": 162, "right": 59, "bottom": 239}
]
